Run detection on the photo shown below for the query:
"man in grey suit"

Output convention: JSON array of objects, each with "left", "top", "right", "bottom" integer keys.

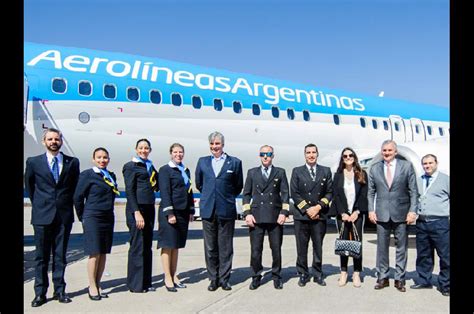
[
  {"left": 410, "top": 154, "right": 450, "bottom": 296},
  {"left": 368, "top": 140, "right": 418, "bottom": 292}
]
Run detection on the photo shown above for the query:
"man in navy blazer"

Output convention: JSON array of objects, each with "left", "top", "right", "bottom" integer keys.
[
  {"left": 24, "top": 128, "right": 80, "bottom": 307},
  {"left": 195, "top": 131, "right": 243, "bottom": 291}
]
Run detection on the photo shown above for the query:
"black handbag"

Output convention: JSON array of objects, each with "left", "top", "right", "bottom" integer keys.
[{"left": 334, "top": 222, "right": 362, "bottom": 259}]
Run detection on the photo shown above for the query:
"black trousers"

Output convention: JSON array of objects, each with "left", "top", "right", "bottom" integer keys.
[
  {"left": 33, "top": 212, "right": 72, "bottom": 297},
  {"left": 294, "top": 219, "right": 326, "bottom": 278},
  {"left": 202, "top": 215, "right": 235, "bottom": 284},
  {"left": 249, "top": 223, "right": 283, "bottom": 279},
  {"left": 126, "top": 205, "right": 155, "bottom": 291},
  {"left": 335, "top": 215, "right": 364, "bottom": 272}
]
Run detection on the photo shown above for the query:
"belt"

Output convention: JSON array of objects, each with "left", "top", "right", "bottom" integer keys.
[{"left": 417, "top": 215, "right": 448, "bottom": 222}]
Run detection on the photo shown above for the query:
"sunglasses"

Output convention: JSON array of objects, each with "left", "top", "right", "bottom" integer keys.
[
  {"left": 343, "top": 153, "right": 354, "bottom": 159},
  {"left": 259, "top": 152, "right": 273, "bottom": 157}
]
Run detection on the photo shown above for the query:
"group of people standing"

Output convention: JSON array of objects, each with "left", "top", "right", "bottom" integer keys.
[{"left": 25, "top": 128, "right": 450, "bottom": 308}]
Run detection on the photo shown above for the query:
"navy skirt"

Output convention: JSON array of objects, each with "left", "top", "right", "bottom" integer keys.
[
  {"left": 157, "top": 209, "right": 190, "bottom": 249},
  {"left": 83, "top": 213, "right": 115, "bottom": 255}
]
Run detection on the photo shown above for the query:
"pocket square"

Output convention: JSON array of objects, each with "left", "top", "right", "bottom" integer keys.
[{"left": 226, "top": 170, "right": 233, "bottom": 173}]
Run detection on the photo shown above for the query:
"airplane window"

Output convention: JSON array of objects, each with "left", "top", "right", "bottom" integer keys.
[
  {"left": 150, "top": 90, "right": 162, "bottom": 104},
  {"left": 233, "top": 101, "right": 242, "bottom": 114},
  {"left": 252, "top": 103, "right": 261, "bottom": 115},
  {"left": 127, "top": 87, "right": 140, "bottom": 101},
  {"left": 271, "top": 106, "right": 280, "bottom": 118},
  {"left": 439, "top": 127, "right": 444, "bottom": 136},
  {"left": 214, "top": 98, "right": 223, "bottom": 111},
  {"left": 303, "top": 110, "right": 310, "bottom": 121},
  {"left": 104, "top": 84, "right": 116, "bottom": 99},
  {"left": 415, "top": 125, "right": 420, "bottom": 134},
  {"left": 192, "top": 96, "right": 202, "bottom": 109},
  {"left": 287, "top": 108, "right": 295, "bottom": 120},
  {"left": 394, "top": 122, "right": 400, "bottom": 132},
  {"left": 427, "top": 125, "right": 432, "bottom": 135},
  {"left": 372, "top": 119, "right": 378, "bottom": 129},
  {"left": 360, "top": 117, "right": 366, "bottom": 128},
  {"left": 52, "top": 78, "right": 67, "bottom": 94},
  {"left": 171, "top": 93, "right": 182, "bottom": 106},
  {"left": 383, "top": 120, "right": 389, "bottom": 130},
  {"left": 78, "top": 81, "right": 92, "bottom": 96},
  {"left": 333, "top": 114, "right": 340, "bottom": 125}
]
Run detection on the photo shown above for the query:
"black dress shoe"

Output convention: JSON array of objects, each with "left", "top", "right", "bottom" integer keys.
[
  {"left": 438, "top": 287, "right": 450, "bottom": 296},
  {"left": 208, "top": 280, "right": 219, "bottom": 291},
  {"left": 410, "top": 283, "right": 433, "bottom": 289},
  {"left": 394, "top": 280, "right": 406, "bottom": 292},
  {"left": 174, "top": 282, "right": 187, "bottom": 289},
  {"left": 298, "top": 275, "right": 310, "bottom": 287},
  {"left": 313, "top": 276, "right": 326, "bottom": 286},
  {"left": 249, "top": 276, "right": 261, "bottom": 290},
  {"left": 145, "top": 286, "right": 157, "bottom": 292},
  {"left": 220, "top": 281, "right": 232, "bottom": 291},
  {"left": 374, "top": 279, "right": 389, "bottom": 290},
  {"left": 53, "top": 292, "right": 72, "bottom": 303},
  {"left": 273, "top": 278, "right": 283, "bottom": 289},
  {"left": 31, "top": 295, "right": 47, "bottom": 307},
  {"left": 165, "top": 285, "right": 178, "bottom": 292},
  {"left": 88, "top": 291, "right": 101, "bottom": 301}
]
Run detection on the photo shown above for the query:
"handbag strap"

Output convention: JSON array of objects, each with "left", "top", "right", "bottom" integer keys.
[{"left": 339, "top": 221, "right": 361, "bottom": 242}]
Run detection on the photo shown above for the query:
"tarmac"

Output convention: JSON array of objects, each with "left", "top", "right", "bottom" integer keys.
[{"left": 23, "top": 204, "right": 449, "bottom": 313}]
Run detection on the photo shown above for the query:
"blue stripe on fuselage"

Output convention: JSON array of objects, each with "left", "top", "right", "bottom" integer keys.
[{"left": 24, "top": 42, "right": 449, "bottom": 122}]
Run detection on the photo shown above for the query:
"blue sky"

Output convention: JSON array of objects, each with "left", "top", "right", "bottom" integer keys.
[{"left": 24, "top": 0, "right": 449, "bottom": 107}]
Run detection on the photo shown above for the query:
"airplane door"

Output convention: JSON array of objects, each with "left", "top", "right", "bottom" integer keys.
[
  {"left": 410, "top": 118, "right": 426, "bottom": 142},
  {"left": 389, "top": 115, "right": 406, "bottom": 143},
  {"left": 24, "top": 73, "right": 29, "bottom": 128}
]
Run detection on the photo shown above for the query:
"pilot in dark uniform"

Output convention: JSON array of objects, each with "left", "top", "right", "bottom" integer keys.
[
  {"left": 290, "top": 143, "right": 333, "bottom": 287},
  {"left": 242, "top": 145, "right": 289, "bottom": 290}
]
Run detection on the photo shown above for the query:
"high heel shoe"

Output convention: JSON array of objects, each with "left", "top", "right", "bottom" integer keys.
[
  {"left": 174, "top": 282, "right": 187, "bottom": 289},
  {"left": 88, "top": 287, "right": 101, "bottom": 301},
  {"left": 165, "top": 285, "right": 178, "bottom": 292},
  {"left": 338, "top": 271, "right": 348, "bottom": 287},
  {"left": 353, "top": 272, "right": 362, "bottom": 288}
]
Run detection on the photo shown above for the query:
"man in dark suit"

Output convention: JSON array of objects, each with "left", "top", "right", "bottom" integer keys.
[
  {"left": 195, "top": 131, "right": 243, "bottom": 291},
  {"left": 24, "top": 128, "right": 80, "bottom": 307},
  {"left": 368, "top": 140, "right": 418, "bottom": 292},
  {"left": 290, "top": 143, "right": 333, "bottom": 287},
  {"left": 242, "top": 145, "right": 289, "bottom": 290}
]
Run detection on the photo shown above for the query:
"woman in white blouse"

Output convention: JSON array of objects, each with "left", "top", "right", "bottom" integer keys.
[{"left": 329, "top": 147, "right": 368, "bottom": 287}]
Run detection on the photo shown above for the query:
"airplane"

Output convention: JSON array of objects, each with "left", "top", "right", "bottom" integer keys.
[{"left": 24, "top": 42, "right": 449, "bottom": 215}]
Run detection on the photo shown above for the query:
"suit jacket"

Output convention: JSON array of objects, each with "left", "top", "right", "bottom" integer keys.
[
  {"left": 329, "top": 170, "right": 368, "bottom": 217},
  {"left": 242, "top": 166, "right": 290, "bottom": 223},
  {"left": 25, "top": 152, "right": 80, "bottom": 225},
  {"left": 73, "top": 168, "right": 117, "bottom": 220},
  {"left": 195, "top": 154, "right": 243, "bottom": 220},
  {"left": 123, "top": 159, "right": 159, "bottom": 214},
  {"left": 290, "top": 164, "right": 333, "bottom": 221},
  {"left": 158, "top": 162, "right": 195, "bottom": 217},
  {"left": 367, "top": 159, "right": 418, "bottom": 223}
]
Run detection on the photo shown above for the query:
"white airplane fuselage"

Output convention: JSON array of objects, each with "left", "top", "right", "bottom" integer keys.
[{"left": 24, "top": 42, "right": 450, "bottom": 200}]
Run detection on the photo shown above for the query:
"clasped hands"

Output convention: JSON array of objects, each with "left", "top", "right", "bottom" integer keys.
[{"left": 306, "top": 205, "right": 321, "bottom": 220}]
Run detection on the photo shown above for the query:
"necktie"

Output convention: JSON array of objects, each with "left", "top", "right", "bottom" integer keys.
[
  {"left": 177, "top": 163, "right": 190, "bottom": 186},
  {"left": 52, "top": 156, "right": 59, "bottom": 183},
  {"left": 424, "top": 175, "right": 431, "bottom": 188},
  {"left": 310, "top": 167, "right": 315, "bottom": 181},
  {"left": 386, "top": 162, "right": 393, "bottom": 188},
  {"left": 263, "top": 167, "right": 269, "bottom": 180}
]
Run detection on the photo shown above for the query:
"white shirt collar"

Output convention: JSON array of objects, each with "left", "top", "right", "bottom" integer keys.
[
  {"left": 46, "top": 152, "right": 62, "bottom": 164},
  {"left": 305, "top": 163, "right": 316, "bottom": 171}
]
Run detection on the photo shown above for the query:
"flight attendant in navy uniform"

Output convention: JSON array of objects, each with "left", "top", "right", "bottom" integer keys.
[
  {"left": 122, "top": 138, "right": 159, "bottom": 293},
  {"left": 242, "top": 145, "right": 290, "bottom": 290},
  {"left": 290, "top": 143, "right": 333, "bottom": 287},
  {"left": 74, "top": 147, "right": 119, "bottom": 300}
]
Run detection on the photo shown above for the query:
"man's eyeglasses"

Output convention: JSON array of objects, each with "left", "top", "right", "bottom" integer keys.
[
  {"left": 259, "top": 152, "right": 273, "bottom": 157},
  {"left": 343, "top": 153, "right": 354, "bottom": 159}
]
